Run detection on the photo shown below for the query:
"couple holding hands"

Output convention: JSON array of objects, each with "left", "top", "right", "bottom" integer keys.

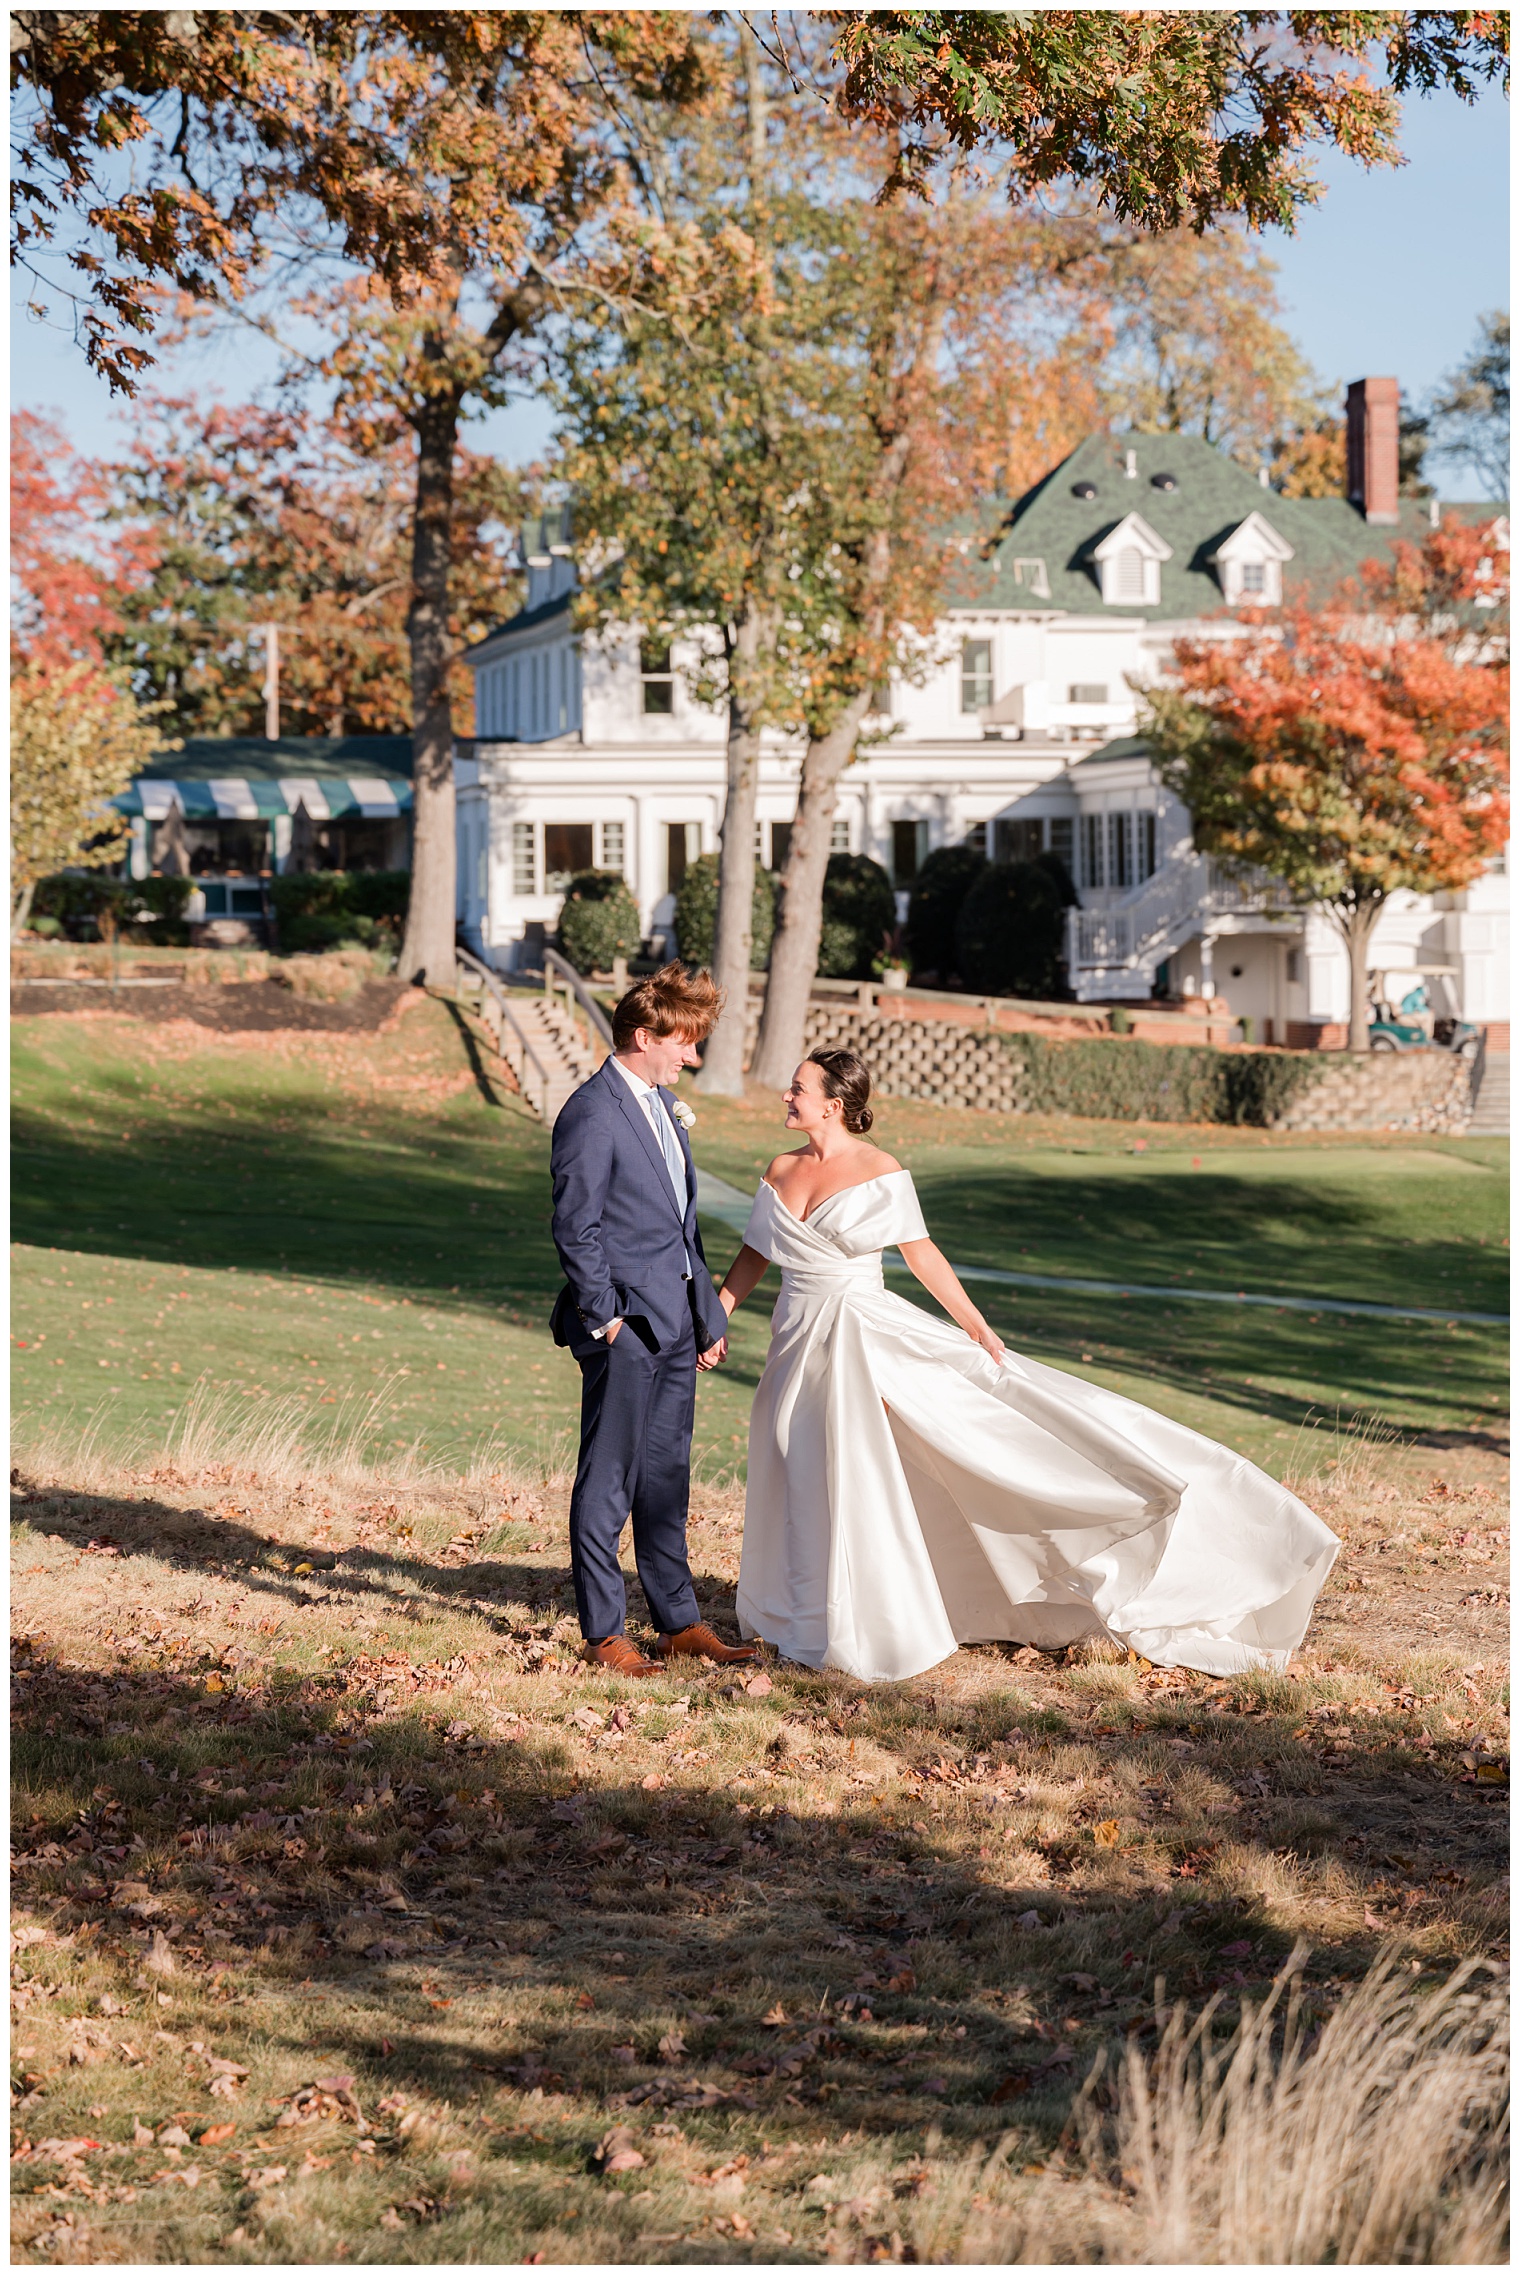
[{"left": 550, "top": 965, "right": 1337, "bottom": 1686}]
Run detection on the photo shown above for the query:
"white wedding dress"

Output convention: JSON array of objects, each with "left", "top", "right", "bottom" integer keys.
[{"left": 734, "top": 1171, "right": 1338, "bottom": 1682}]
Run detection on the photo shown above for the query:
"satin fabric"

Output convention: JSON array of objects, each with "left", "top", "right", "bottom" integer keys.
[{"left": 734, "top": 1171, "right": 1339, "bottom": 1682}]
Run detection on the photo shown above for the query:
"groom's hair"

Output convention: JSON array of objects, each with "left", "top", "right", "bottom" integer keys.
[{"left": 612, "top": 961, "right": 725, "bottom": 1051}]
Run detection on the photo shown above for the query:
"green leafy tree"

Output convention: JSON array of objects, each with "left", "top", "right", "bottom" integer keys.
[
  {"left": 828, "top": 12, "right": 1509, "bottom": 218},
  {"left": 10, "top": 652, "right": 162, "bottom": 935}
]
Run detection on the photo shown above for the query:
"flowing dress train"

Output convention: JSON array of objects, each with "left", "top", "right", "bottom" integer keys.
[{"left": 734, "top": 1172, "right": 1338, "bottom": 1682}]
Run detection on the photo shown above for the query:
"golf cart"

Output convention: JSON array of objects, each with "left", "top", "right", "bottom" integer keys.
[{"left": 1367, "top": 965, "right": 1480, "bottom": 1058}]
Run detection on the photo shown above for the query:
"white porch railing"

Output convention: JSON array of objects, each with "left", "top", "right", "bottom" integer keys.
[{"left": 1067, "top": 854, "right": 1299, "bottom": 989}]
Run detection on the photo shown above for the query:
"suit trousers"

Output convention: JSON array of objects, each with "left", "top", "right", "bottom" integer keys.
[{"left": 568, "top": 1314, "right": 701, "bottom": 1642}]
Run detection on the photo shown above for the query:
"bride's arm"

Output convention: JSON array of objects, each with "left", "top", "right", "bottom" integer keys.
[
  {"left": 896, "top": 1237, "right": 1005, "bottom": 1363},
  {"left": 718, "top": 1244, "right": 770, "bottom": 1318}
]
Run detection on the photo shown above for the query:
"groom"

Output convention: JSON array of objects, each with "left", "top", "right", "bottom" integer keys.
[{"left": 550, "top": 962, "right": 756, "bottom": 1678}]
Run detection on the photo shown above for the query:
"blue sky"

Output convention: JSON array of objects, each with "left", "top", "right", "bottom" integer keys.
[{"left": 10, "top": 79, "right": 1509, "bottom": 495}]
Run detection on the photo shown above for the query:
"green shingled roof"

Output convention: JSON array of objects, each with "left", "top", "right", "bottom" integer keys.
[{"left": 967, "top": 431, "right": 1492, "bottom": 618}]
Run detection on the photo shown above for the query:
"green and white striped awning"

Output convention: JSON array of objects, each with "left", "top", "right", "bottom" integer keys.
[{"left": 114, "top": 775, "right": 413, "bottom": 822}]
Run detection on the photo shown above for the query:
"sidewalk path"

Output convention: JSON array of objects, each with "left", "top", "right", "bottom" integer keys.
[{"left": 694, "top": 1169, "right": 1507, "bottom": 1331}]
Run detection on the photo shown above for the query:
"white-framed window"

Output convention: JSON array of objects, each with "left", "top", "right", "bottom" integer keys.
[
  {"left": 830, "top": 816, "right": 850, "bottom": 853},
  {"left": 1069, "top": 681, "right": 1108, "bottom": 705},
  {"left": 1109, "top": 811, "right": 1133, "bottom": 890},
  {"left": 960, "top": 639, "right": 993, "bottom": 712},
  {"left": 512, "top": 820, "right": 537, "bottom": 896},
  {"left": 1081, "top": 812, "right": 1104, "bottom": 888},
  {"left": 1241, "top": 561, "right": 1266, "bottom": 594},
  {"left": 597, "top": 820, "right": 625, "bottom": 874},
  {"left": 640, "top": 638, "right": 675, "bottom": 714},
  {"left": 1010, "top": 556, "right": 1050, "bottom": 598},
  {"left": 1286, "top": 949, "right": 1303, "bottom": 985},
  {"left": 1139, "top": 811, "right": 1157, "bottom": 879}
]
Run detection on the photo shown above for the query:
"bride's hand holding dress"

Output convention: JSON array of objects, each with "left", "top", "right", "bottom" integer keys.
[{"left": 718, "top": 1050, "right": 1339, "bottom": 1686}]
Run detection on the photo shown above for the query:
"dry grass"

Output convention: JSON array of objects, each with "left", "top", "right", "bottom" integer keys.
[
  {"left": 10, "top": 1405, "right": 1508, "bottom": 2264},
  {"left": 271, "top": 950, "right": 391, "bottom": 1004}
]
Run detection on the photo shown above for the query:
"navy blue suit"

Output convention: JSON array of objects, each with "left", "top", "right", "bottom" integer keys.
[{"left": 549, "top": 1057, "right": 729, "bottom": 1642}]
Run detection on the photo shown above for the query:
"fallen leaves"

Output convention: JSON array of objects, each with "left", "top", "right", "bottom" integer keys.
[
  {"left": 274, "top": 2076, "right": 363, "bottom": 2128},
  {"left": 594, "top": 2124, "right": 646, "bottom": 2175}
]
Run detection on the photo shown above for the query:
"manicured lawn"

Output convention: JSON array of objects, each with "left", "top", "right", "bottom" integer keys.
[
  {"left": 11, "top": 1010, "right": 1508, "bottom": 1480},
  {"left": 9, "top": 1008, "right": 771, "bottom": 1479}
]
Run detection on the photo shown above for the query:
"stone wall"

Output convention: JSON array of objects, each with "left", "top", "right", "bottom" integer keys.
[
  {"left": 745, "top": 997, "right": 1476, "bottom": 1131},
  {"left": 1272, "top": 1048, "right": 1474, "bottom": 1134}
]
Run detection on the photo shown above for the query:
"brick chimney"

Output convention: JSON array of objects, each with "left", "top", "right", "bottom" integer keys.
[{"left": 1346, "top": 377, "right": 1400, "bottom": 525}]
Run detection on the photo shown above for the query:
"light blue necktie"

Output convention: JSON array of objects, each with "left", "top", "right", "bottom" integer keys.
[{"left": 647, "top": 1088, "right": 687, "bottom": 1213}]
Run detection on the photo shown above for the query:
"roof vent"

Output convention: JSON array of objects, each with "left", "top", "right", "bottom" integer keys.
[
  {"left": 1072, "top": 480, "right": 1097, "bottom": 500},
  {"left": 1150, "top": 472, "right": 1177, "bottom": 493}
]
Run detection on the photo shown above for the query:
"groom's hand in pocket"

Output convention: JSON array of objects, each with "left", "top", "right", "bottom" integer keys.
[{"left": 696, "top": 1335, "right": 727, "bottom": 1371}]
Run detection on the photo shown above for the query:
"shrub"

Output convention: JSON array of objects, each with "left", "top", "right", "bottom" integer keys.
[
  {"left": 556, "top": 869, "right": 642, "bottom": 976},
  {"left": 1003, "top": 1032, "right": 1326, "bottom": 1125},
  {"left": 905, "top": 843, "right": 986, "bottom": 979},
  {"left": 673, "top": 852, "right": 776, "bottom": 970},
  {"left": 818, "top": 852, "right": 896, "bottom": 980},
  {"left": 269, "top": 870, "right": 409, "bottom": 954},
  {"left": 956, "top": 857, "right": 1071, "bottom": 997},
  {"left": 32, "top": 869, "right": 195, "bottom": 947},
  {"left": 270, "top": 947, "right": 380, "bottom": 1003}
]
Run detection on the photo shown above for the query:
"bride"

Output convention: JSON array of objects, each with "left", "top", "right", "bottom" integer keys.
[{"left": 716, "top": 1048, "right": 1338, "bottom": 1683}]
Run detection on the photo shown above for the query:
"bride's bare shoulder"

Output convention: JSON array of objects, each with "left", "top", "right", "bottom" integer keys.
[
  {"left": 867, "top": 1148, "right": 903, "bottom": 1176},
  {"left": 763, "top": 1148, "right": 811, "bottom": 1186}
]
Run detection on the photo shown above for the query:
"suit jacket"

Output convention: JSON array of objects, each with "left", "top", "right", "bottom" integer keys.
[{"left": 549, "top": 1056, "right": 730, "bottom": 1360}]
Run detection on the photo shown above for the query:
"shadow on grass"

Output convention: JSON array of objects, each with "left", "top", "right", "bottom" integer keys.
[
  {"left": 10, "top": 1481, "right": 754, "bottom": 1649},
  {"left": 12, "top": 1625, "right": 1508, "bottom": 2154}
]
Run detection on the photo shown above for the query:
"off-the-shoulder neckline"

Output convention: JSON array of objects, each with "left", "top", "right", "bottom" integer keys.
[{"left": 761, "top": 1166, "right": 910, "bottom": 1227}]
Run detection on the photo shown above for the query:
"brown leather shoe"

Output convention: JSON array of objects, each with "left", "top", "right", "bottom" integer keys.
[
  {"left": 583, "top": 1635, "right": 661, "bottom": 1677},
  {"left": 655, "top": 1621, "right": 758, "bottom": 1665}
]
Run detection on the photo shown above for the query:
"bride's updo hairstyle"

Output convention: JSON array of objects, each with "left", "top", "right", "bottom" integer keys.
[{"left": 807, "top": 1048, "right": 874, "bottom": 1134}]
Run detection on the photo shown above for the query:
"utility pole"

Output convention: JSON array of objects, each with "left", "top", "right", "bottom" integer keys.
[{"left": 262, "top": 623, "right": 280, "bottom": 740}]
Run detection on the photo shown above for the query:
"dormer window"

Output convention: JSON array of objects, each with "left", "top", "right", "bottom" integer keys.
[
  {"left": 1092, "top": 513, "right": 1172, "bottom": 608},
  {"left": 640, "top": 637, "right": 675, "bottom": 714},
  {"left": 1212, "top": 511, "right": 1294, "bottom": 607}
]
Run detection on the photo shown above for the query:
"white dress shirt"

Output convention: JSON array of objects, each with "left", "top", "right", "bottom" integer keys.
[
  {"left": 611, "top": 1056, "right": 689, "bottom": 1214},
  {"left": 585, "top": 1058, "right": 693, "bottom": 1338}
]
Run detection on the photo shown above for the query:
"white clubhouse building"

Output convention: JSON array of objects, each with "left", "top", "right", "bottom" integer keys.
[{"left": 457, "top": 391, "right": 1508, "bottom": 1046}]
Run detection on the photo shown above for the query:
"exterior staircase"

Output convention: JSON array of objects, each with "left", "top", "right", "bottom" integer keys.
[
  {"left": 1468, "top": 1047, "right": 1509, "bottom": 1135},
  {"left": 453, "top": 946, "right": 605, "bottom": 1125},
  {"left": 1065, "top": 851, "right": 1299, "bottom": 1001}
]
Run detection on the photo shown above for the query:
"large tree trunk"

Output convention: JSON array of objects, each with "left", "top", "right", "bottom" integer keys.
[
  {"left": 397, "top": 389, "right": 462, "bottom": 988},
  {"left": 750, "top": 686, "right": 874, "bottom": 1090},
  {"left": 698, "top": 606, "right": 767, "bottom": 1095},
  {"left": 1335, "top": 896, "right": 1383, "bottom": 1053}
]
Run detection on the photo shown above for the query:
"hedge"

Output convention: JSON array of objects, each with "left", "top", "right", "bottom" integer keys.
[
  {"left": 557, "top": 868, "right": 642, "bottom": 975},
  {"left": 905, "top": 843, "right": 986, "bottom": 980},
  {"left": 673, "top": 852, "right": 776, "bottom": 970},
  {"left": 32, "top": 871, "right": 195, "bottom": 947},
  {"left": 818, "top": 852, "right": 897, "bottom": 979},
  {"left": 956, "top": 854, "right": 1075, "bottom": 998},
  {"left": 269, "top": 870, "right": 410, "bottom": 954},
  {"left": 1002, "top": 1032, "right": 1327, "bottom": 1126}
]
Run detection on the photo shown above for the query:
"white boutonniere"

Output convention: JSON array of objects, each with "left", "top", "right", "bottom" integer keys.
[{"left": 669, "top": 1098, "right": 697, "bottom": 1130}]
